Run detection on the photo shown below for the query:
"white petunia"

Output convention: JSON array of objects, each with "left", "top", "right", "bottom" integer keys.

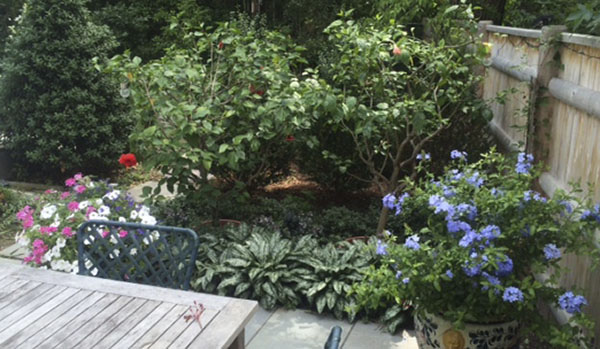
[
  {"left": 130, "top": 248, "right": 137, "bottom": 256},
  {"left": 89, "top": 212, "right": 99, "bottom": 220},
  {"left": 40, "top": 205, "right": 57, "bottom": 219},
  {"left": 110, "top": 235, "right": 118, "bottom": 245},
  {"left": 51, "top": 245, "right": 61, "bottom": 258},
  {"left": 141, "top": 215, "right": 157, "bottom": 226},
  {"left": 95, "top": 199, "right": 104, "bottom": 206},
  {"left": 56, "top": 237, "right": 66, "bottom": 248},
  {"left": 118, "top": 216, "right": 127, "bottom": 222},
  {"left": 79, "top": 200, "right": 90, "bottom": 209},
  {"left": 130, "top": 210, "right": 138, "bottom": 220},
  {"left": 103, "top": 190, "right": 121, "bottom": 201},
  {"left": 98, "top": 205, "right": 111, "bottom": 216}
]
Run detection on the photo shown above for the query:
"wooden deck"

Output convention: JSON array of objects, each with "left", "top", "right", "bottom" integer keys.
[{"left": 0, "top": 260, "right": 257, "bottom": 348}]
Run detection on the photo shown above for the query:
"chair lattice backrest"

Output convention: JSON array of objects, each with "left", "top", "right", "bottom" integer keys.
[{"left": 77, "top": 220, "right": 199, "bottom": 290}]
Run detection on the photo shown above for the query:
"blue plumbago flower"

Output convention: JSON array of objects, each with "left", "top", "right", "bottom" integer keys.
[
  {"left": 450, "top": 169, "right": 464, "bottom": 181},
  {"left": 382, "top": 193, "right": 397, "bottom": 210},
  {"left": 395, "top": 193, "right": 410, "bottom": 215},
  {"left": 456, "top": 203, "right": 478, "bottom": 221},
  {"left": 482, "top": 272, "right": 501, "bottom": 291},
  {"left": 515, "top": 152, "right": 534, "bottom": 174},
  {"left": 429, "top": 195, "right": 454, "bottom": 216},
  {"left": 543, "top": 243, "right": 561, "bottom": 260},
  {"left": 496, "top": 256, "right": 514, "bottom": 277},
  {"left": 447, "top": 220, "right": 472, "bottom": 234},
  {"left": 463, "top": 262, "right": 482, "bottom": 277},
  {"left": 466, "top": 172, "right": 484, "bottom": 188},
  {"left": 450, "top": 150, "right": 467, "bottom": 160},
  {"left": 446, "top": 270, "right": 454, "bottom": 279},
  {"left": 559, "top": 291, "right": 588, "bottom": 314},
  {"left": 404, "top": 235, "right": 421, "bottom": 250},
  {"left": 442, "top": 185, "right": 456, "bottom": 198},
  {"left": 560, "top": 201, "right": 573, "bottom": 214},
  {"left": 521, "top": 225, "right": 531, "bottom": 237},
  {"left": 376, "top": 240, "right": 388, "bottom": 255},
  {"left": 459, "top": 230, "right": 480, "bottom": 248},
  {"left": 490, "top": 188, "right": 504, "bottom": 197},
  {"left": 523, "top": 190, "right": 547, "bottom": 203},
  {"left": 395, "top": 271, "right": 403, "bottom": 279},
  {"left": 481, "top": 225, "right": 501, "bottom": 241},
  {"left": 503, "top": 287, "right": 524, "bottom": 303},
  {"left": 416, "top": 153, "right": 431, "bottom": 161},
  {"left": 402, "top": 277, "right": 410, "bottom": 284}
]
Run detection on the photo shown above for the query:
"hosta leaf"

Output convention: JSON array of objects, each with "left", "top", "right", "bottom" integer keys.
[
  {"left": 226, "top": 258, "right": 250, "bottom": 268},
  {"left": 234, "top": 282, "right": 251, "bottom": 296},
  {"left": 249, "top": 268, "right": 263, "bottom": 281},
  {"left": 333, "top": 281, "right": 344, "bottom": 295},
  {"left": 217, "top": 275, "right": 240, "bottom": 290},
  {"left": 326, "top": 292, "right": 337, "bottom": 310},
  {"left": 316, "top": 295, "right": 327, "bottom": 313},
  {"left": 262, "top": 282, "right": 277, "bottom": 298},
  {"left": 266, "top": 271, "right": 281, "bottom": 283}
]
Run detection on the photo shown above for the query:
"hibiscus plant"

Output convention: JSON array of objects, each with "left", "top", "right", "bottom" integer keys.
[{"left": 352, "top": 149, "right": 599, "bottom": 347}]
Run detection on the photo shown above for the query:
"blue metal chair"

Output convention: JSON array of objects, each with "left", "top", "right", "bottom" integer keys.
[
  {"left": 324, "top": 326, "right": 342, "bottom": 349},
  {"left": 77, "top": 220, "right": 199, "bottom": 290}
]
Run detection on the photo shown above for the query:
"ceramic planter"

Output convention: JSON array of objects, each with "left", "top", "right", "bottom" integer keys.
[{"left": 414, "top": 311, "right": 519, "bottom": 349}]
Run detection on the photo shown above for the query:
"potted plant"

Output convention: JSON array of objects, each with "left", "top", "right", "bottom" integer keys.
[{"left": 354, "top": 149, "right": 598, "bottom": 348}]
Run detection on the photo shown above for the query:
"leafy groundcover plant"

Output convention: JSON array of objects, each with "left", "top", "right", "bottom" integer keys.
[
  {"left": 355, "top": 149, "right": 599, "bottom": 347},
  {"left": 15, "top": 174, "right": 158, "bottom": 273}
]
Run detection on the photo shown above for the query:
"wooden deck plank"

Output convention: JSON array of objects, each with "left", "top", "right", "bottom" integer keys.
[
  {"left": 188, "top": 299, "right": 258, "bottom": 349},
  {"left": 11, "top": 290, "right": 102, "bottom": 348},
  {"left": 132, "top": 304, "right": 190, "bottom": 349},
  {"left": 91, "top": 299, "right": 163, "bottom": 348},
  {"left": 0, "top": 281, "right": 51, "bottom": 316},
  {"left": 0, "top": 289, "right": 93, "bottom": 348},
  {"left": 0, "top": 279, "right": 35, "bottom": 304},
  {"left": 0, "top": 261, "right": 24, "bottom": 280},
  {"left": 0, "top": 284, "right": 67, "bottom": 332},
  {"left": 167, "top": 309, "right": 219, "bottom": 349},
  {"left": 34, "top": 293, "right": 119, "bottom": 349},
  {"left": 0, "top": 286, "right": 78, "bottom": 342},
  {"left": 51, "top": 295, "right": 134, "bottom": 349},
  {"left": 12, "top": 266, "right": 230, "bottom": 309},
  {"left": 111, "top": 302, "right": 176, "bottom": 349},
  {"left": 75, "top": 297, "right": 147, "bottom": 348},
  {"left": 0, "top": 277, "right": 19, "bottom": 291}
]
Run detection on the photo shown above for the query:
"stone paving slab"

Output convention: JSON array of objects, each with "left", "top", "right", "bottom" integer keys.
[
  {"left": 343, "top": 321, "right": 418, "bottom": 349},
  {"left": 245, "top": 306, "right": 275, "bottom": 345},
  {"left": 247, "top": 308, "right": 353, "bottom": 349}
]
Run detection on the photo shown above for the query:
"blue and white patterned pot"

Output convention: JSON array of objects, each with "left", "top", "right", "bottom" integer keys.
[{"left": 414, "top": 312, "right": 519, "bottom": 349}]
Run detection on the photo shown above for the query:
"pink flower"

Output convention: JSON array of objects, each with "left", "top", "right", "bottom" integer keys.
[
  {"left": 16, "top": 206, "right": 33, "bottom": 221},
  {"left": 60, "top": 192, "right": 71, "bottom": 200},
  {"left": 23, "top": 218, "right": 34, "bottom": 229},
  {"left": 44, "top": 189, "right": 56, "bottom": 194},
  {"left": 68, "top": 201, "right": 79, "bottom": 212},
  {"left": 62, "top": 227, "right": 74, "bottom": 238},
  {"left": 40, "top": 226, "right": 57, "bottom": 235},
  {"left": 119, "top": 230, "right": 128, "bottom": 238},
  {"left": 65, "top": 178, "right": 76, "bottom": 187},
  {"left": 28, "top": 239, "right": 48, "bottom": 265},
  {"left": 75, "top": 185, "right": 86, "bottom": 194},
  {"left": 102, "top": 230, "right": 110, "bottom": 238},
  {"left": 74, "top": 173, "right": 83, "bottom": 180},
  {"left": 86, "top": 206, "right": 96, "bottom": 215}
]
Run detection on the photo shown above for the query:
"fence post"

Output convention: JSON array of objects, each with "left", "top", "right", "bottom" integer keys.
[
  {"left": 528, "top": 25, "right": 566, "bottom": 163},
  {"left": 476, "top": 21, "right": 493, "bottom": 98}
]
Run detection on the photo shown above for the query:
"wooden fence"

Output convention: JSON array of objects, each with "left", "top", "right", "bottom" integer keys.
[{"left": 479, "top": 21, "right": 600, "bottom": 343}]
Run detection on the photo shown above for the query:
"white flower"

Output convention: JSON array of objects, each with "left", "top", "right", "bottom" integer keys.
[
  {"left": 50, "top": 215, "right": 61, "bottom": 228},
  {"left": 110, "top": 249, "right": 120, "bottom": 258},
  {"left": 40, "top": 205, "right": 57, "bottom": 219},
  {"left": 98, "top": 206, "right": 111, "bottom": 216},
  {"left": 70, "top": 261, "right": 79, "bottom": 274},
  {"left": 66, "top": 213, "right": 74, "bottom": 220},
  {"left": 110, "top": 235, "right": 118, "bottom": 245},
  {"left": 51, "top": 245, "right": 61, "bottom": 259},
  {"left": 87, "top": 181, "right": 96, "bottom": 188},
  {"left": 104, "top": 190, "right": 121, "bottom": 201},
  {"left": 56, "top": 238, "right": 66, "bottom": 248},
  {"left": 118, "top": 216, "right": 127, "bottom": 222},
  {"left": 42, "top": 252, "right": 51, "bottom": 263},
  {"left": 138, "top": 210, "right": 149, "bottom": 219},
  {"left": 95, "top": 199, "right": 104, "bottom": 206},
  {"left": 40, "top": 266, "right": 48, "bottom": 270},
  {"left": 130, "top": 248, "right": 137, "bottom": 256},
  {"left": 91, "top": 268, "right": 98, "bottom": 276},
  {"left": 89, "top": 212, "right": 99, "bottom": 220},
  {"left": 83, "top": 235, "right": 95, "bottom": 245},
  {"left": 143, "top": 237, "right": 151, "bottom": 245},
  {"left": 141, "top": 215, "right": 157, "bottom": 226},
  {"left": 151, "top": 231, "right": 160, "bottom": 241},
  {"left": 79, "top": 200, "right": 90, "bottom": 209},
  {"left": 130, "top": 210, "right": 138, "bottom": 220}
]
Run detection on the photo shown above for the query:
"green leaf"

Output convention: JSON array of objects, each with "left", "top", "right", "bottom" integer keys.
[
  {"left": 316, "top": 295, "right": 327, "bottom": 313},
  {"left": 234, "top": 282, "right": 251, "bottom": 296}
]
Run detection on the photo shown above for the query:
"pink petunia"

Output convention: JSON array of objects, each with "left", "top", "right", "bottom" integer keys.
[
  {"left": 60, "top": 192, "right": 71, "bottom": 200},
  {"left": 65, "top": 178, "right": 76, "bottom": 187},
  {"left": 73, "top": 173, "right": 83, "bottom": 180},
  {"left": 86, "top": 206, "right": 96, "bottom": 215},
  {"left": 40, "top": 226, "right": 57, "bottom": 235},
  {"left": 67, "top": 201, "right": 79, "bottom": 212},
  {"left": 75, "top": 185, "right": 86, "bottom": 194},
  {"left": 102, "top": 230, "right": 110, "bottom": 238},
  {"left": 16, "top": 206, "right": 33, "bottom": 221},
  {"left": 23, "top": 218, "right": 34, "bottom": 229},
  {"left": 62, "top": 227, "right": 74, "bottom": 238},
  {"left": 44, "top": 189, "right": 56, "bottom": 194},
  {"left": 119, "top": 230, "right": 128, "bottom": 238}
]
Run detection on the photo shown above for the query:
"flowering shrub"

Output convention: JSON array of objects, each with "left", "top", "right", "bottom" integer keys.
[
  {"left": 354, "top": 149, "right": 599, "bottom": 346},
  {"left": 16, "top": 174, "right": 157, "bottom": 273}
]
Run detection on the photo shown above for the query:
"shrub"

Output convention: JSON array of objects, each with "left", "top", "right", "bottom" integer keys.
[{"left": 0, "top": 0, "right": 131, "bottom": 181}]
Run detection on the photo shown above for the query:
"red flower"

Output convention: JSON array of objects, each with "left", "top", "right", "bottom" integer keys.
[
  {"left": 286, "top": 135, "right": 295, "bottom": 142},
  {"left": 393, "top": 44, "right": 402, "bottom": 56},
  {"left": 218, "top": 41, "right": 224, "bottom": 50},
  {"left": 119, "top": 153, "right": 137, "bottom": 168}
]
